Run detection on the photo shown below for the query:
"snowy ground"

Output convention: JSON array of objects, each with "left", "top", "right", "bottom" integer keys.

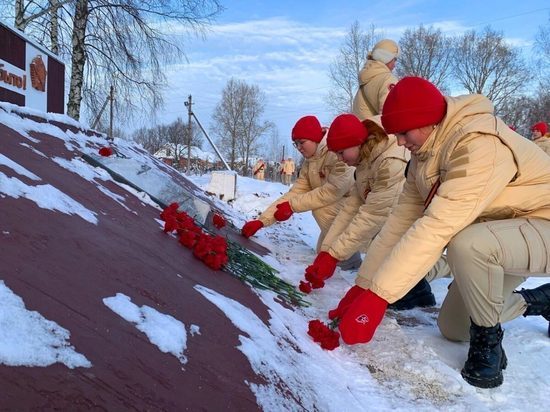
[{"left": 189, "top": 173, "right": 550, "bottom": 412}]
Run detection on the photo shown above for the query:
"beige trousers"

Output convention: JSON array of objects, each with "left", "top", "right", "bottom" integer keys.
[
  {"left": 425, "top": 254, "right": 452, "bottom": 283},
  {"left": 438, "top": 218, "right": 550, "bottom": 341},
  {"left": 282, "top": 173, "right": 293, "bottom": 185}
]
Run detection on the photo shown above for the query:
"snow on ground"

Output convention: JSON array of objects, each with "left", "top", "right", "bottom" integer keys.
[{"left": 188, "top": 173, "right": 550, "bottom": 412}]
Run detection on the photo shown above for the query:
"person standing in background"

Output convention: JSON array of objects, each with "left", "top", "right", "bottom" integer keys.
[
  {"left": 351, "top": 39, "right": 399, "bottom": 121},
  {"left": 531, "top": 122, "right": 550, "bottom": 156},
  {"left": 252, "top": 158, "right": 266, "bottom": 180},
  {"left": 282, "top": 157, "right": 295, "bottom": 185}
]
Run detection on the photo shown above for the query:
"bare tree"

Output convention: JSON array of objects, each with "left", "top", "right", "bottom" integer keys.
[
  {"left": 534, "top": 17, "right": 550, "bottom": 89},
  {"left": 498, "top": 95, "right": 536, "bottom": 136},
  {"left": 132, "top": 126, "right": 164, "bottom": 154},
  {"left": 212, "top": 78, "right": 274, "bottom": 173},
  {"left": 326, "top": 22, "right": 380, "bottom": 114},
  {"left": 396, "top": 25, "right": 454, "bottom": 93},
  {"left": 12, "top": 0, "right": 71, "bottom": 33},
  {"left": 7, "top": 0, "right": 224, "bottom": 123},
  {"left": 262, "top": 128, "right": 283, "bottom": 162},
  {"left": 452, "top": 27, "right": 531, "bottom": 110}
]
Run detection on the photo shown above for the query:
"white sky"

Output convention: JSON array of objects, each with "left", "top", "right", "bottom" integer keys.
[{"left": 1, "top": 102, "right": 550, "bottom": 410}]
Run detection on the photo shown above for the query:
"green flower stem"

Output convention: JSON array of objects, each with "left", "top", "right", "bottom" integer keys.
[{"left": 199, "top": 223, "right": 310, "bottom": 307}]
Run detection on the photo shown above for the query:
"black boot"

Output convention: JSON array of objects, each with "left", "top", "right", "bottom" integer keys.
[
  {"left": 461, "top": 322, "right": 507, "bottom": 388},
  {"left": 516, "top": 283, "right": 550, "bottom": 337},
  {"left": 388, "top": 278, "right": 436, "bottom": 310},
  {"left": 337, "top": 252, "right": 362, "bottom": 271}
]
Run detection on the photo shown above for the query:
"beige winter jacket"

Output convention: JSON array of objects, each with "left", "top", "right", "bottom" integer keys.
[
  {"left": 356, "top": 94, "right": 550, "bottom": 302},
  {"left": 534, "top": 136, "right": 550, "bottom": 156},
  {"left": 351, "top": 60, "right": 398, "bottom": 121},
  {"left": 321, "top": 134, "right": 409, "bottom": 261},
  {"left": 282, "top": 159, "right": 296, "bottom": 175},
  {"left": 259, "top": 138, "right": 355, "bottom": 248}
]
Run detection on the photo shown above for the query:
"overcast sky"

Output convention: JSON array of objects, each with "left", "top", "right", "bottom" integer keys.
[{"left": 137, "top": 1, "right": 550, "bottom": 155}]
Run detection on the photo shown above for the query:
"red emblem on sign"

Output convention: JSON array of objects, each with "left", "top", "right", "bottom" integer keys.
[{"left": 30, "top": 55, "right": 47, "bottom": 92}]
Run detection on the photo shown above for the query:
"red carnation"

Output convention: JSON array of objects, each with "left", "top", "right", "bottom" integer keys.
[
  {"left": 203, "top": 252, "right": 228, "bottom": 270},
  {"left": 212, "top": 213, "right": 226, "bottom": 229},
  {"left": 99, "top": 146, "right": 113, "bottom": 157},
  {"left": 193, "top": 234, "right": 213, "bottom": 260},
  {"left": 299, "top": 280, "right": 312, "bottom": 294},
  {"left": 210, "top": 236, "right": 228, "bottom": 254},
  {"left": 304, "top": 267, "right": 325, "bottom": 289},
  {"left": 163, "top": 215, "right": 179, "bottom": 233},
  {"left": 307, "top": 319, "right": 340, "bottom": 350},
  {"left": 160, "top": 203, "right": 179, "bottom": 221},
  {"left": 179, "top": 230, "right": 199, "bottom": 248}
]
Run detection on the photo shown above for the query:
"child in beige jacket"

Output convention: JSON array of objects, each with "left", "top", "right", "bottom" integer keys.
[{"left": 241, "top": 116, "right": 354, "bottom": 253}]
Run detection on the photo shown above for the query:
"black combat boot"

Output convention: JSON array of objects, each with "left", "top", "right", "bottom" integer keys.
[
  {"left": 388, "top": 278, "right": 436, "bottom": 310},
  {"left": 516, "top": 283, "right": 550, "bottom": 337},
  {"left": 461, "top": 321, "right": 507, "bottom": 388}
]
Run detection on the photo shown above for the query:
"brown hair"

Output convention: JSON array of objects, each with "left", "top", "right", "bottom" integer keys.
[{"left": 358, "top": 129, "right": 388, "bottom": 162}]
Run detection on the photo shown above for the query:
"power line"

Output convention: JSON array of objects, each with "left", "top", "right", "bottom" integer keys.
[{"left": 471, "top": 7, "right": 550, "bottom": 27}]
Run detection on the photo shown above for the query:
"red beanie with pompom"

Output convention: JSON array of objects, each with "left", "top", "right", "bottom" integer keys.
[
  {"left": 291, "top": 115, "right": 324, "bottom": 142},
  {"left": 532, "top": 122, "right": 548, "bottom": 136},
  {"left": 327, "top": 114, "right": 369, "bottom": 152},
  {"left": 382, "top": 76, "right": 447, "bottom": 134}
]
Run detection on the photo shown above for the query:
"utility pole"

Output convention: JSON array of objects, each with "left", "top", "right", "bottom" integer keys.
[
  {"left": 184, "top": 95, "right": 193, "bottom": 173},
  {"left": 185, "top": 96, "right": 231, "bottom": 171}
]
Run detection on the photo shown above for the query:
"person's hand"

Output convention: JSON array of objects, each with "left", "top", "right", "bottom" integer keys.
[
  {"left": 274, "top": 201, "right": 293, "bottom": 221},
  {"left": 338, "top": 289, "right": 388, "bottom": 345},
  {"left": 304, "top": 252, "right": 339, "bottom": 287},
  {"left": 328, "top": 285, "right": 364, "bottom": 320},
  {"left": 241, "top": 220, "right": 264, "bottom": 238}
]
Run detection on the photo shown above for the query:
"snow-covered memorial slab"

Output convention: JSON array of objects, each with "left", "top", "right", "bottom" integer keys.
[{"left": 0, "top": 103, "right": 308, "bottom": 410}]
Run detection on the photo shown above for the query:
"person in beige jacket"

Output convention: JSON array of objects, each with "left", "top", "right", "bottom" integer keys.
[
  {"left": 332, "top": 77, "right": 550, "bottom": 389},
  {"left": 531, "top": 121, "right": 550, "bottom": 155},
  {"left": 252, "top": 158, "right": 266, "bottom": 180},
  {"left": 298, "top": 114, "right": 412, "bottom": 293},
  {"left": 282, "top": 157, "right": 295, "bottom": 185},
  {"left": 241, "top": 115, "right": 354, "bottom": 253},
  {"left": 351, "top": 39, "right": 399, "bottom": 121}
]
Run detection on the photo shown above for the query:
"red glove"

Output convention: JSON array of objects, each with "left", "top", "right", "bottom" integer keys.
[
  {"left": 328, "top": 285, "right": 364, "bottom": 320},
  {"left": 305, "top": 252, "right": 339, "bottom": 285},
  {"left": 273, "top": 201, "right": 293, "bottom": 221},
  {"left": 338, "top": 289, "right": 388, "bottom": 345},
  {"left": 241, "top": 220, "right": 264, "bottom": 238}
]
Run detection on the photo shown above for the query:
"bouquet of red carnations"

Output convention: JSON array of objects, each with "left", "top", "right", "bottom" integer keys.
[
  {"left": 307, "top": 319, "right": 340, "bottom": 350},
  {"left": 159, "top": 203, "right": 309, "bottom": 307}
]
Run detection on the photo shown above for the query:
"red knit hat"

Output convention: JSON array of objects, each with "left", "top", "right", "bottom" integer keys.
[
  {"left": 327, "top": 114, "right": 369, "bottom": 152},
  {"left": 291, "top": 115, "right": 324, "bottom": 142},
  {"left": 381, "top": 76, "right": 447, "bottom": 134},
  {"left": 532, "top": 122, "right": 548, "bottom": 135}
]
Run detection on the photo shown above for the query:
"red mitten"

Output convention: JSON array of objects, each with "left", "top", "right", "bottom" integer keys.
[
  {"left": 307, "top": 252, "right": 339, "bottom": 282},
  {"left": 328, "top": 285, "right": 364, "bottom": 320},
  {"left": 273, "top": 201, "right": 293, "bottom": 221},
  {"left": 241, "top": 220, "right": 264, "bottom": 238},
  {"left": 338, "top": 289, "right": 388, "bottom": 345}
]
